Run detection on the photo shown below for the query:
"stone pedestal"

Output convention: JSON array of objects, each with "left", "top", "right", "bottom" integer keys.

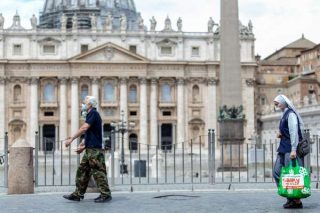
[
  {"left": 8, "top": 139, "right": 34, "bottom": 194},
  {"left": 218, "top": 120, "right": 246, "bottom": 171}
]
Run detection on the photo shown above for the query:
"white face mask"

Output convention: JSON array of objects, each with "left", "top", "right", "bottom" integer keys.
[{"left": 274, "top": 106, "right": 282, "bottom": 112}]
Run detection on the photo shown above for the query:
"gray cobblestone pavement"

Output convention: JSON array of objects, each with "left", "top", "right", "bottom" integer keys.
[{"left": 0, "top": 189, "right": 319, "bottom": 213}]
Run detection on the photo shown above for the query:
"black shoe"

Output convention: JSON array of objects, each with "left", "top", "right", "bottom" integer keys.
[
  {"left": 94, "top": 195, "right": 112, "bottom": 203},
  {"left": 283, "top": 201, "right": 303, "bottom": 209},
  {"left": 283, "top": 199, "right": 292, "bottom": 208},
  {"left": 63, "top": 194, "right": 81, "bottom": 201},
  {"left": 80, "top": 195, "right": 84, "bottom": 200}
]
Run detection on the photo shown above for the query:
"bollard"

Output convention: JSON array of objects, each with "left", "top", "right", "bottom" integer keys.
[
  {"left": 8, "top": 139, "right": 34, "bottom": 194},
  {"left": 109, "top": 151, "right": 120, "bottom": 178}
]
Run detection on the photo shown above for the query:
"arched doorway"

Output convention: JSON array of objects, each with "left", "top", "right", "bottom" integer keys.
[
  {"left": 161, "top": 124, "right": 172, "bottom": 151},
  {"left": 129, "top": 133, "right": 138, "bottom": 151},
  {"left": 42, "top": 125, "right": 56, "bottom": 152}
]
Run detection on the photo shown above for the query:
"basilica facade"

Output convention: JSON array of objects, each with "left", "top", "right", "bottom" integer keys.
[{"left": 0, "top": 0, "right": 256, "bottom": 152}]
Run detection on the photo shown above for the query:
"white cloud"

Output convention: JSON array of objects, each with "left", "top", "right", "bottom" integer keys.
[{"left": 0, "top": 0, "right": 319, "bottom": 58}]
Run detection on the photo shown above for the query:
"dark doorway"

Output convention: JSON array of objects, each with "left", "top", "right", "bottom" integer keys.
[
  {"left": 42, "top": 125, "right": 55, "bottom": 152},
  {"left": 161, "top": 124, "right": 172, "bottom": 151},
  {"left": 129, "top": 134, "right": 138, "bottom": 151},
  {"left": 103, "top": 124, "right": 114, "bottom": 150}
]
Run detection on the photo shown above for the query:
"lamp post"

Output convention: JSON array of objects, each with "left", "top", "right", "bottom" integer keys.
[{"left": 111, "top": 110, "right": 135, "bottom": 175}]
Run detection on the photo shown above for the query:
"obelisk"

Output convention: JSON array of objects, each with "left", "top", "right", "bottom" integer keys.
[
  {"left": 218, "top": 0, "right": 245, "bottom": 170},
  {"left": 220, "top": 0, "right": 242, "bottom": 105}
]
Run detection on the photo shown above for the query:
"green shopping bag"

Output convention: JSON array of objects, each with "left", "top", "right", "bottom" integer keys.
[{"left": 278, "top": 159, "right": 311, "bottom": 199}]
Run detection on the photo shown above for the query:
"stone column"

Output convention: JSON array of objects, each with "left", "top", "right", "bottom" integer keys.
[
  {"left": 176, "top": 78, "right": 185, "bottom": 148},
  {"left": 150, "top": 78, "right": 158, "bottom": 147},
  {"left": 29, "top": 77, "right": 39, "bottom": 148},
  {"left": 71, "top": 77, "right": 79, "bottom": 148},
  {"left": 0, "top": 77, "right": 5, "bottom": 139},
  {"left": 245, "top": 79, "right": 255, "bottom": 142},
  {"left": 91, "top": 77, "right": 100, "bottom": 111},
  {"left": 206, "top": 78, "right": 218, "bottom": 144},
  {"left": 59, "top": 78, "right": 68, "bottom": 143},
  {"left": 139, "top": 78, "right": 148, "bottom": 149},
  {"left": 119, "top": 78, "right": 128, "bottom": 150}
]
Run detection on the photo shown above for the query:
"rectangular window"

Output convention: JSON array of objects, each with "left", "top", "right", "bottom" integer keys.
[
  {"left": 129, "top": 45, "right": 137, "bottom": 54},
  {"left": 43, "top": 45, "right": 55, "bottom": 54},
  {"left": 130, "top": 111, "right": 137, "bottom": 116},
  {"left": 161, "top": 46, "right": 172, "bottom": 55},
  {"left": 13, "top": 44, "right": 22, "bottom": 55},
  {"left": 191, "top": 46, "right": 200, "bottom": 56},
  {"left": 44, "top": 111, "right": 54, "bottom": 116},
  {"left": 162, "top": 111, "right": 171, "bottom": 116},
  {"left": 81, "top": 44, "right": 89, "bottom": 53}
]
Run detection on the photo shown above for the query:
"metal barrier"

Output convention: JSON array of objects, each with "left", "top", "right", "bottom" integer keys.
[{"left": 32, "top": 129, "right": 320, "bottom": 188}]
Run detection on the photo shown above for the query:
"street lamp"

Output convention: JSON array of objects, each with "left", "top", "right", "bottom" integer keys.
[{"left": 111, "top": 110, "right": 135, "bottom": 175}]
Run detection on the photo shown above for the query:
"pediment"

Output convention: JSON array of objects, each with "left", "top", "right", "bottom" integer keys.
[
  {"left": 38, "top": 37, "right": 61, "bottom": 44},
  {"left": 69, "top": 42, "right": 149, "bottom": 63}
]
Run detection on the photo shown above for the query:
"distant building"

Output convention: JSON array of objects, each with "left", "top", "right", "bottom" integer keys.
[{"left": 0, "top": 0, "right": 256, "bottom": 152}]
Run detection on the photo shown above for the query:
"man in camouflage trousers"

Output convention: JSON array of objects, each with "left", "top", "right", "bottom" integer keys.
[{"left": 63, "top": 96, "right": 112, "bottom": 203}]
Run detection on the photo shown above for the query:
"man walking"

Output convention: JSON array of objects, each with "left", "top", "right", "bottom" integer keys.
[
  {"left": 273, "top": 94, "right": 304, "bottom": 209},
  {"left": 63, "top": 96, "right": 112, "bottom": 203}
]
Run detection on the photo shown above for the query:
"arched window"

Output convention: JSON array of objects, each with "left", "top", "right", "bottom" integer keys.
[
  {"left": 161, "top": 83, "right": 171, "bottom": 102},
  {"left": 13, "top": 85, "right": 22, "bottom": 103},
  {"left": 13, "top": 127, "right": 21, "bottom": 143},
  {"left": 129, "top": 85, "right": 137, "bottom": 103},
  {"left": 81, "top": 84, "right": 89, "bottom": 101},
  {"left": 129, "top": 134, "right": 138, "bottom": 151},
  {"left": 104, "top": 82, "right": 115, "bottom": 102},
  {"left": 192, "top": 85, "right": 200, "bottom": 102},
  {"left": 43, "top": 82, "right": 55, "bottom": 103}
]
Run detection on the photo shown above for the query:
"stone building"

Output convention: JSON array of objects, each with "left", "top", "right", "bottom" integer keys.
[
  {"left": 0, "top": 0, "right": 256, "bottom": 153},
  {"left": 258, "top": 36, "right": 320, "bottom": 167}
]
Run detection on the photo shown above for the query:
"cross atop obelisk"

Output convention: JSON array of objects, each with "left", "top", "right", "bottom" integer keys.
[{"left": 220, "top": 0, "right": 242, "bottom": 107}]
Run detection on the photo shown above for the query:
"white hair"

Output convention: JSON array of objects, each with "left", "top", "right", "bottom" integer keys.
[{"left": 86, "top": 96, "right": 97, "bottom": 108}]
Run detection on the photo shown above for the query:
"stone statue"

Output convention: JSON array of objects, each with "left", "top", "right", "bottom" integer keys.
[
  {"left": 163, "top": 16, "right": 172, "bottom": 31},
  {"left": 137, "top": 14, "right": 144, "bottom": 31},
  {"left": 177, "top": 17, "right": 182, "bottom": 32},
  {"left": 30, "top": 14, "right": 37, "bottom": 30},
  {"left": 105, "top": 12, "right": 113, "bottom": 31},
  {"left": 218, "top": 105, "right": 244, "bottom": 120},
  {"left": 72, "top": 14, "right": 78, "bottom": 30},
  {"left": 91, "top": 13, "right": 97, "bottom": 29},
  {"left": 0, "top": 13, "right": 4, "bottom": 30},
  {"left": 60, "top": 13, "right": 67, "bottom": 30},
  {"left": 115, "top": 0, "right": 120, "bottom": 8},
  {"left": 120, "top": 14, "right": 127, "bottom": 31},
  {"left": 311, "top": 93, "right": 318, "bottom": 105},
  {"left": 248, "top": 20, "right": 253, "bottom": 33},
  {"left": 150, "top": 16, "right": 157, "bottom": 31},
  {"left": 208, "top": 17, "right": 215, "bottom": 32}
]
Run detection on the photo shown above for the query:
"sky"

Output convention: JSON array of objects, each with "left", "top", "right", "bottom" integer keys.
[{"left": 0, "top": 0, "right": 319, "bottom": 58}]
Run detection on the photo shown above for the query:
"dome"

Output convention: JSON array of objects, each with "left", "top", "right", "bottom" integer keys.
[{"left": 39, "top": 0, "right": 141, "bottom": 30}]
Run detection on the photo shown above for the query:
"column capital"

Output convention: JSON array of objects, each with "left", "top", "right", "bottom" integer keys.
[
  {"left": 207, "top": 77, "right": 219, "bottom": 85},
  {"left": 139, "top": 77, "right": 147, "bottom": 85},
  {"left": 246, "top": 78, "right": 255, "bottom": 87},
  {"left": 120, "top": 77, "right": 128, "bottom": 85},
  {"left": 29, "top": 77, "right": 39, "bottom": 85},
  {"left": 176, "top": 78, "right": 185, "bottom": 85},
  {"left": 71, "top": 77, "right": 79, "bottom": 84},
  {"left": 58, "top": 77, "right": 68, "bottom": 84},
  {"left": 150, "top": 78, "right": 158, "bottom": 85},
  {"left": 90, "top": 76, "right": 100, "bottom": 84}
]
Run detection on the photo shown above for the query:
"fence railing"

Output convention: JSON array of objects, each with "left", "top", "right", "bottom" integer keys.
[{"left": 1, "top": 130, "right": 319, "bottom": 189}]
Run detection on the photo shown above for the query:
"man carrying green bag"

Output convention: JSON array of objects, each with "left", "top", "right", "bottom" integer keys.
[
  {"left": 273, "top": 95, "right": 310, "bottom": 209},
  {"left": 278, "top": 159, "right": 311, "bottom": 199}
]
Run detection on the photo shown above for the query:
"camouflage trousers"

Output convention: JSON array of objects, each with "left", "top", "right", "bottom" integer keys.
[{"left": 73, "top": 149, "right": 111, "bottom": 197}]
